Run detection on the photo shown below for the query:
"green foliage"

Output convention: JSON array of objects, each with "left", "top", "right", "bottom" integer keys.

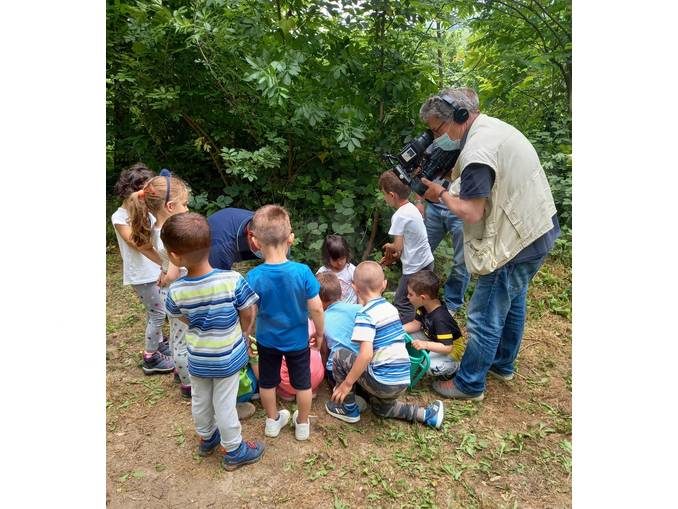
[{"left": 107, "top": 0, "right": 572, "bottom": 262}]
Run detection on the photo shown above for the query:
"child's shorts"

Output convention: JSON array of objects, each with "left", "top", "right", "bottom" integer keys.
[
  {"left": 278, "top": 347, "right": 325, "bottom": 399},
  {"left": 257, "top": 344, "right": 311, "bottom": 390}
]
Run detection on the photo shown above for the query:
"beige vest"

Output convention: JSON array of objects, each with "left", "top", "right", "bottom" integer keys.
[{"left": 451, "top": 114, "right": 557, "bottom": 275}]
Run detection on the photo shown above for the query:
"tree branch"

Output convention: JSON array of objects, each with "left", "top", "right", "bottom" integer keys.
[{"left": 181, "top": 113, "right": 228, "bottom": 186}]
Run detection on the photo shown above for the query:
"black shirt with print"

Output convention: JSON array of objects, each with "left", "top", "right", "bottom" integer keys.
[{"left": 414, "top": 306, "right": 462, "bottom": 345}]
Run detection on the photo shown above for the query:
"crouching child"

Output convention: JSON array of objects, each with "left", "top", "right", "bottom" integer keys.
[
  {"left": 324, "top": 261, "right": 445, "bottom": 429},
  {"left": 403, "top": 270, "right": 465, "bottom": 379}
]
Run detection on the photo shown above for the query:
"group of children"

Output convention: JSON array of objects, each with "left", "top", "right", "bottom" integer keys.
[{"left": 111, "top": 164, "right": 466, "bottom": 471}]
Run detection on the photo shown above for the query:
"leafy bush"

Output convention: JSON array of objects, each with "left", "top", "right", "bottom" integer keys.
[{"left": 107, "top": 0, "right": 571, "bottom": 264}]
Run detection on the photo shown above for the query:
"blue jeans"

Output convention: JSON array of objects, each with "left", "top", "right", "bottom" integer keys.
[
  {"left": 425, "top": 204, "right": 470, "bottom": 312},
  {"left": 454, "top": 257, "right": 545, "bottom": 395}
]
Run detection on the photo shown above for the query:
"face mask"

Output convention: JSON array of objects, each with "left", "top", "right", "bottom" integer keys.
[
  {"left": 433, "top": 133, "right": 460, "bottom": 152},
  {"left": 253, "top": 249, "right": 263, "bottom": 259}
]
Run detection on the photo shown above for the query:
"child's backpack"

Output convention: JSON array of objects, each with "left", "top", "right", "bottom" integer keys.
[
  {"left": 404, "top": 333, "right": 430, "bottom": 389},
  {"left": 237, "top": 364, "right": 258, "bottom": 402}
]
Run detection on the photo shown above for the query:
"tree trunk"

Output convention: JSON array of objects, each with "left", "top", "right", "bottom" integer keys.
[{"left": 362, "top": 209, "right": 380, "bottom": 261}]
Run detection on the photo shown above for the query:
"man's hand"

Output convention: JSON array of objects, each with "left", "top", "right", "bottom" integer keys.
[
  {"left": 421, "top": 178, "right": 446, "bottom": 202},
  {"left": 331, "top": 380, "right": 353, "bottom": 404}
]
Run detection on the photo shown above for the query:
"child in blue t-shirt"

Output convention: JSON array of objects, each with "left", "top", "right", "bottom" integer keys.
[
  {"left": 316, "top": 272, "right": 361, "bottom": 387},
  {"left": 246, "top": 205, "right": 324, "bottom": 441}
]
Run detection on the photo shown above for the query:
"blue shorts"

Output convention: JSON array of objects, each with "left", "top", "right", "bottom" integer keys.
[{"left": 257, "top": 344, "right": 311, "bottom": 390}]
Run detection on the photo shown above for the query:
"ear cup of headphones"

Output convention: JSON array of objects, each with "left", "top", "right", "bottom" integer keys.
[
  {"left": 440, "top": 94, "right": 469, "bottom": 124},
  {"left": 453, "top": 107, "right": 468, "bottom": 124}
]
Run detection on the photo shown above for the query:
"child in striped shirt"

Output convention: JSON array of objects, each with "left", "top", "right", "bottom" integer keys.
[
  {"left": 162, "top": 212, "right": 265, "bottom": 471},
  {"left": 324, "top": 261, "right": 445, "bottom": 429}
]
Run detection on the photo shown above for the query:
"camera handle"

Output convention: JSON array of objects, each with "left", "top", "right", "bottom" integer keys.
[{"left": 422, "top": 178, "right": 452, "bottom": 205}]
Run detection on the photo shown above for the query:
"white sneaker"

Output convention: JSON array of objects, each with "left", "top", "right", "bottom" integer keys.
[
  {"left": 292, "top": 410, "right": 310, "bottom": 441},
  {"left": 264, "top": 409, "right": 290, "bottom": 437}
]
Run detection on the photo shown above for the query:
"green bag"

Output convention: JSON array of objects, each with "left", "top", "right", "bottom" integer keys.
[{"left": 404, "top": 333, "right": 430, "bottom": 389}]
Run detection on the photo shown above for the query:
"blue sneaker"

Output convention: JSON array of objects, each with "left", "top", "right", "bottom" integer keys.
[
  {"left": 423, "top": 400, "right": 445, "bottom": 429},
  {"left": 222, "top": 440, "right": 265, "bottom": 471},
  {"left": 197, "top": 429, "right": 221, "bottom": 457},
  {"left": 325, "top": 400, "right": 360, "bottom": 423}
]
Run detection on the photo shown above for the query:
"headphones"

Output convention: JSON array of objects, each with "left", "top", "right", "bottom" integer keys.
[{"left": 439, "top": 94, "right": 469, "bottom": 124}]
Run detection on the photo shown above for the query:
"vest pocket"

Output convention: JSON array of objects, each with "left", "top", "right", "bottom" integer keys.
[
  {"left": 502, "top": 193, "right": 531, "bottom": 241},
  {"left": 465, "top": 218, "right": 498, "bottom": 275}
]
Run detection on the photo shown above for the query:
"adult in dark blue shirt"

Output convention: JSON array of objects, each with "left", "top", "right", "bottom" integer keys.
[{"left": 207, "top": 208, "right": 259, "bottom": 270}]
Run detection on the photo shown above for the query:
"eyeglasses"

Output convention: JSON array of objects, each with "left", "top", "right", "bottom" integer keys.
[{"left": 430, "top": 119, "right": 447, "bottom": 137}]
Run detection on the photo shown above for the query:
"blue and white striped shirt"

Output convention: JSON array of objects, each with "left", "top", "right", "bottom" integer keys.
[
  {"left": 352, "top": 297, "right": 411, "bottom": 386},
  {"left": 166, "top": 269, "right": 258, "bottom": 378}
]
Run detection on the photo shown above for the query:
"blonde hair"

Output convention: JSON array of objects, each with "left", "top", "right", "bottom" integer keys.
[
  {"left": 353, "top": 261, "right": 385, "bottom": 293},
  {"left": 250, "top": 204, "right": 291, "bottom": 246},
  {"left": 127, "top": 174, "right": 190, "bottom": 248}
]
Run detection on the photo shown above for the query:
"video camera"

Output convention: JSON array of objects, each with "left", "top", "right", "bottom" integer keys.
[{"left": 383, "top": 130, "right": 460, "bottom": 197}]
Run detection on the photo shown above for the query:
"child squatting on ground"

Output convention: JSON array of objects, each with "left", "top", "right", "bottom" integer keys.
[
  {"left": 316, "top": 272, "right": 370, "bottom": 411},
  {"left": 316, "top": 234, "right": 358, "bottom": 304},
  {"left": 111, "top": 163, "right": 173, "bottom": 374},
  {"left": 403, "top": 270, "right": 466, "bottom": 379},
  {"left": 324, "top": 261, "right": 445, "bottom": 429},
  {"left": 245, "top": 205, "right": 325, "bottom": 441},
  {"left": 128, "top": 170, "right": 192, "bottom": 397},
  {"left": 162, "top": 212, "right": 265, "bottom": 470},
  {"left": 378, "top": 171, "right": 435, "bottom": 325}
]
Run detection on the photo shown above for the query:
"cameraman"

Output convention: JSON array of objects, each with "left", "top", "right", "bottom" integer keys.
[
  {"left": 414, "top": 89, "right": 477, "bottom": 317},
  {"left": 418, "top": 87, "right": 560, "bottom": 401}
]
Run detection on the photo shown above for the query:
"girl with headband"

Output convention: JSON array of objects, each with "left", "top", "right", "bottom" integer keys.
[{"left": 128, "top": 169, "right": 192, "bottom": 397}]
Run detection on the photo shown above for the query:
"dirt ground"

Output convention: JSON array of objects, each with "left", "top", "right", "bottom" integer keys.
[{"left": 106, "top": 250, "right": 571, "bottom": 508}]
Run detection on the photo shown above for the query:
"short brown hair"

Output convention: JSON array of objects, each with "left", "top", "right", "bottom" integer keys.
[
  {"left": 353, "top": 261, "right": 385, "bottom": 293},
  {"left": 317, "top": 272, "right": 342, "bottom": 304},
  {"left": 407, "top": 270, "right": 440, "bottom": 298},
  {"left": 378, "top": 170, "right": 410, "bottom": 199},
  {"left": 160, "top": 212, "right": 211, "bottom": 265},
  {"left": 251, "top": 204, "right": 292, "bottom": 246}
]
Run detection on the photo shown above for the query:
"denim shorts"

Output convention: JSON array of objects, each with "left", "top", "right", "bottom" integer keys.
[{"left": 257, "top": 344, "right": 311, "bottom": 390}]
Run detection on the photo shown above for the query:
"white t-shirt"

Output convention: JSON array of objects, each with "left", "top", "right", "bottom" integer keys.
[
  {"left": 317, "top": 263, "right": 358, "bottom": 304},
  {"left": 388, "top": 202, "right": 434, "bottom": 274},
  {"left": 111, "top": 207, "right": 161, "bottom": 285}
]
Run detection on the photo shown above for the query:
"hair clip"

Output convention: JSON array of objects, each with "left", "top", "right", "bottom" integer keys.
[{"left": 159, "top": 168, "right": 171, "bottom": 177}]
